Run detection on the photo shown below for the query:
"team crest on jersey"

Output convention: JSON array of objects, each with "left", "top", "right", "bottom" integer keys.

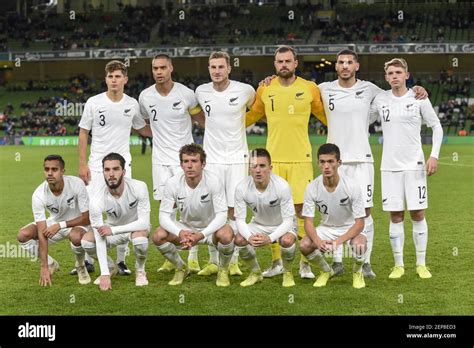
[
  {"left": 355, "top": 90, "right": 365, "bottom": 98},
  {"left": 406, "top": 103, "right": 414, "bottom": 110},
  {"left": 200, "top": 193, "right": 210, "bottom": 203},
  {"left": 123, "top": 108, "right": 132, "bottom": 117},
  {"left": 295, "top": 92, "right": 305, "bottom": 100},
  {"left": 339, "top": 196, "right": 350, "bottom": 206},
  {"left": 229, "top": 97, "right": 239, "bottom": 105},
  {"left": 128, "top": 199, "right": 138, "bottom": 208},
  {"left": 172, "top": 101, "right": 183, "bottom": 110}
]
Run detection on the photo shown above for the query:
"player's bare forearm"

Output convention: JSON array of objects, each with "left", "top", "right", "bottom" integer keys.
[
  {"left": 335, "top": 218, "right": 365, "bottom": 246},
  {"left": 245, "top": 109, "right": 265, "bottom": 127},
  {"left": 78, "top": 129, "right": 89, "bottom": 166},
  {"left": 64, "top": 212, "right": 90, "bottom": 229},
  {"left": 36, "top": 221, "right": 49, "bottom": 268},
  {"left": 191, "top": 110, "right": 205, "bottom": 128},
  {"left": 304, "top": 217, "right": 320, "bottom": 246}
]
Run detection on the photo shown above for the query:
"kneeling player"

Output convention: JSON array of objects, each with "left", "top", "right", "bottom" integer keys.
[
  {"left": 300, "top": 144, "right": 367, "bottom": 289},
  {"left": 17, "top": 155, "right": 91, "bottom": 286},
  {"left": 234, "top": 148, "right": 297, "bottom": 287},
  {"left": 81, "top": 153, "right": 150, "bottom": 291},
  {"left": 152, "top": 144, "right": 234, "bottom": 287}
]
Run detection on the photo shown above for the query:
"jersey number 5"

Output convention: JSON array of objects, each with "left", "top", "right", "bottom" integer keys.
[{"left": 328, "top": 98, "right": 335, "bottom": 111}]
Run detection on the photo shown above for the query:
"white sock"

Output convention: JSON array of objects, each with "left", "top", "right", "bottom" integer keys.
[
  {"left": 81, "top": 239, "right": 97, "bottom": 259},
  {"left": 85, "top": 253, "right": 94, "bottom": 264},
  {"left": 188, "top": 245, "right": 199, "bottom": 261},
  {"left": 116, "top": 242, "right": 128, "bottom": 263},
  {"left": 364, "top": 214, "right": 374, "bottom": 264},
  {"left": 412, "top": 218, "right": 428, "bottom": 266},
  {"left": 352, "top": 244, "right": 365, "bottom": 273},
  {"left": 306, "top": 249, "right": 331, "bottom": 272},
  {"left": 281, "top": 244, "right": 296, "bottom": 272},
  {"left": 20, "top": 239, "right": 55, "bottom": 264},
  {"left": 19, "top": 239, "right": 39, "bottom": 259},
  {"left": 132, "top": 237, "right": 148, "bottom": 272},
  {"left": 230, "top": 247, "right": 240, "bottom": 264},
  {"left": 157, "top": 242, "right": 184, "bottom": 269},
  {"left": 239, "top": 245, "right": 260, "bottom": 272},
  {"left": 70, "top": 243, "right": 86, "bottom": 266},
  {"left": 208, "top": 244, "right": 219, "bottom": 265},
  {"left": 217, "top": 241, "right": 234, "bottom": 269},
  {"left": 332, "top": 244, "right": 343, "bottom": 263},
  {"left": 390, "top": 221, "right": 405, "bottom": 267}
]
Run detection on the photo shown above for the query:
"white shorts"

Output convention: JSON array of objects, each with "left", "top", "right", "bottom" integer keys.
[
  {"left": 30, "top": 221, "right": 88, "bottom": 244},
  {"left": 87, "top": 165, "right": 132, "bottom": 197},
  {"left": 340, "top": 162, "right": 374, "bottom": 208},
  {"left": 247, "top": 220, "right": 297, "bottom": 240},
  {"left": 206, "top": 163, "right": 248, "bottom": 207},
  {"left": 152, "top": 164, "right": 182, "bottom": 201},
  {"left": 381, "top": 170, "right": 428, "bottom": 211},
  {"left": 315, "top": 225, "right": 367, "bottom": 244},
  {"left": 174, "top": 221, "right": 219, "bottom": 246}
]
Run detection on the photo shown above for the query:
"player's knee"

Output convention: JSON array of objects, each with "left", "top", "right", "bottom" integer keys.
[
  {"left": 17, "top": 228, "right": 31, "bottom": 243},
  {"left": 216, "top": 225, "right": 233, "bottom": 244},
  {"left": 81, "top": 238, "right": 95, "bottom": 253},
  {"left": 234, "top": 233, "right": 247, "bottom": 247},
  {"left": 132, "top": 236, "right": 149, "bottom": 257},
  {"left": 152, "top": 227, "right": 167, "bottom": 246},
  {"left": 279, "top": 233, "right": 295, "bottom": 248},
  {"left": 69, "top": 228, "right": 83, "bottom": 246},
  {"left": 299, "top": 236, "right": 313, "bottom": 255},
  {"left": 409, "top": 209, "right": 425, "bottom": 221},
  {"left": 390, "top": 212, "right": 404, "bottom": 223}
]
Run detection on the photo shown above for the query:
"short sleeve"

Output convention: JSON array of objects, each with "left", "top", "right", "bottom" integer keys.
[
  {"left": 279, "top": 183, "right": 296, "bottom": 219},
  {"left": 210, "top": 179, "right": 228, "bottom": 214},
  {"left": 32, "top": 189, "right": 46, "bottom": 222},
  {"left": 420, "top": 99, "right": 441, "bottom": 128},
  {"left": 78, "top": 99, "right": 94, "bottom": 130},
  {"left": 132, "top": 100, "right": 146, "bottom": 130},
  {"left": 159, "top": 181, "right": 177, "bottom": 214},
  {"left": 138, "top": 92, "right": 150, "bottom": 120},
  {"left": 245, "top": 85, "right": 256, "bottom": 109},
  {"left": 350, "top": 183, "right": 366, "bottom": 220},
  {"left": 75, "top": 179, "right": 90, "bottom": 213},
  {"left": 302, "top": 182, "right": 316, "bottom": 218}
]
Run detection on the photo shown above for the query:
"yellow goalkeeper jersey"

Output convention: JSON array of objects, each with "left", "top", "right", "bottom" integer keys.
[{"left": 250, "top": 77, "right": 327, "bottom": 162}]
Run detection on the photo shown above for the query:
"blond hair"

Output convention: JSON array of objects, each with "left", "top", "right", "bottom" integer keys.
[
  {"left": 209, "top": 51, "right": 230, "bottom": 66},
  {"left": 384, "top": 58, "right": 408, "bottom": 72}
]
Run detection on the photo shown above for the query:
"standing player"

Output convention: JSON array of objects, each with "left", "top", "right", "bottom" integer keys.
[
  {"left": 152, "top": 144, "right": 235, "bottom": 287},
  {"left": 371, "top": 58, "right": 442, "bottom": 279},
  {"left": 138, "top": 54, "right": 205, "bottom": 274},
  {"left": 81, "top": 153, "right": 150, "bottom": 291},
  {"left": 246, "top": 45, "right": 327, "bottom": 279},
  {"left": 194, "top": 51, "right": 256, "bottom": 277},
  {"left": 300, "top": 144, "right": 367, "bottom": 289},
  {"left": 234, "top": 148, "right": 297, "bottom": 287},
  {"left": 17, "top": 155, "right": 91, "bottom": 286},
  {"left": 78, "top": 60, "right": 151, "bottom": 276},
  {"left": 318, "top": 49, "right": 427, "bottom": 278}
]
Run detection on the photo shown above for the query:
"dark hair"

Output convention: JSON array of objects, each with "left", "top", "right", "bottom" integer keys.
[
  {"left": 336, "top": 49, "right": 359, "bottom": 62},
  {"left": 44, "top": 154, "right": 65, "bottom": 168},
  {"left": 317, "top": 143, "right": 340, "bottom": 161},
  {"left": 179, "top": 144, "right": 206, "bottom": 163},
  {"left": 152, "top": 54, "right": 172, "bottom": 64},
  {"left": 250, "top": 148, "right": 272, "bottom": 164},
  {"left": 102, "top": 152, "right": 126, "bottom": 170},
  {"left": 274, "top": 45, "right": 297, "bottom": 60}
]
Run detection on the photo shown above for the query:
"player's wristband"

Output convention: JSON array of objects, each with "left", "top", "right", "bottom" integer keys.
[{"left": 59, "top": 221, "right": 67, "bottom": 229}]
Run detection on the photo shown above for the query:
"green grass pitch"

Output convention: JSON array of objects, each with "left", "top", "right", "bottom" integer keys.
[{"left": 0, "top": 143, "right": 473, "bottom": 315}]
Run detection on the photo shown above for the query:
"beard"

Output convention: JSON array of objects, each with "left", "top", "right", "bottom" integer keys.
[
  {"left": 277, "top": 69, "right": 294, "bottom": 79},
  {"left": 105, "top": 174, "right": 123, "bottom": 189}
]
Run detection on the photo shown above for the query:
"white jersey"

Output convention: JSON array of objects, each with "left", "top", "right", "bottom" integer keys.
[
  {"left": 90, "top": 177, "right": 150, "bottom": 234},
  {"left": 32, "top": 176, "right": 89, "bottom": 223},
  {"left": 160, "top": 169, "right": 227, "bottom": 229},
  {"left": 138, "top": 83, "right": 199, "bottom": 165},
  {"left": 371, "top": 89, "right": 442, "bottom": 171},
  {"left": 302, "top": 175, "right": 365, "bottom": 229},
  {"left": 195, "top": 80, "right": 255, "bottom": 164},
  {"left": 234, "top": 173, "right": 295, "bottom": 226},
  {"left": 319, "top": 80, "right": 382, "bottom": 163},
  {"left": 78, "top": 92, "right": 145, "bottom": 172}
]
